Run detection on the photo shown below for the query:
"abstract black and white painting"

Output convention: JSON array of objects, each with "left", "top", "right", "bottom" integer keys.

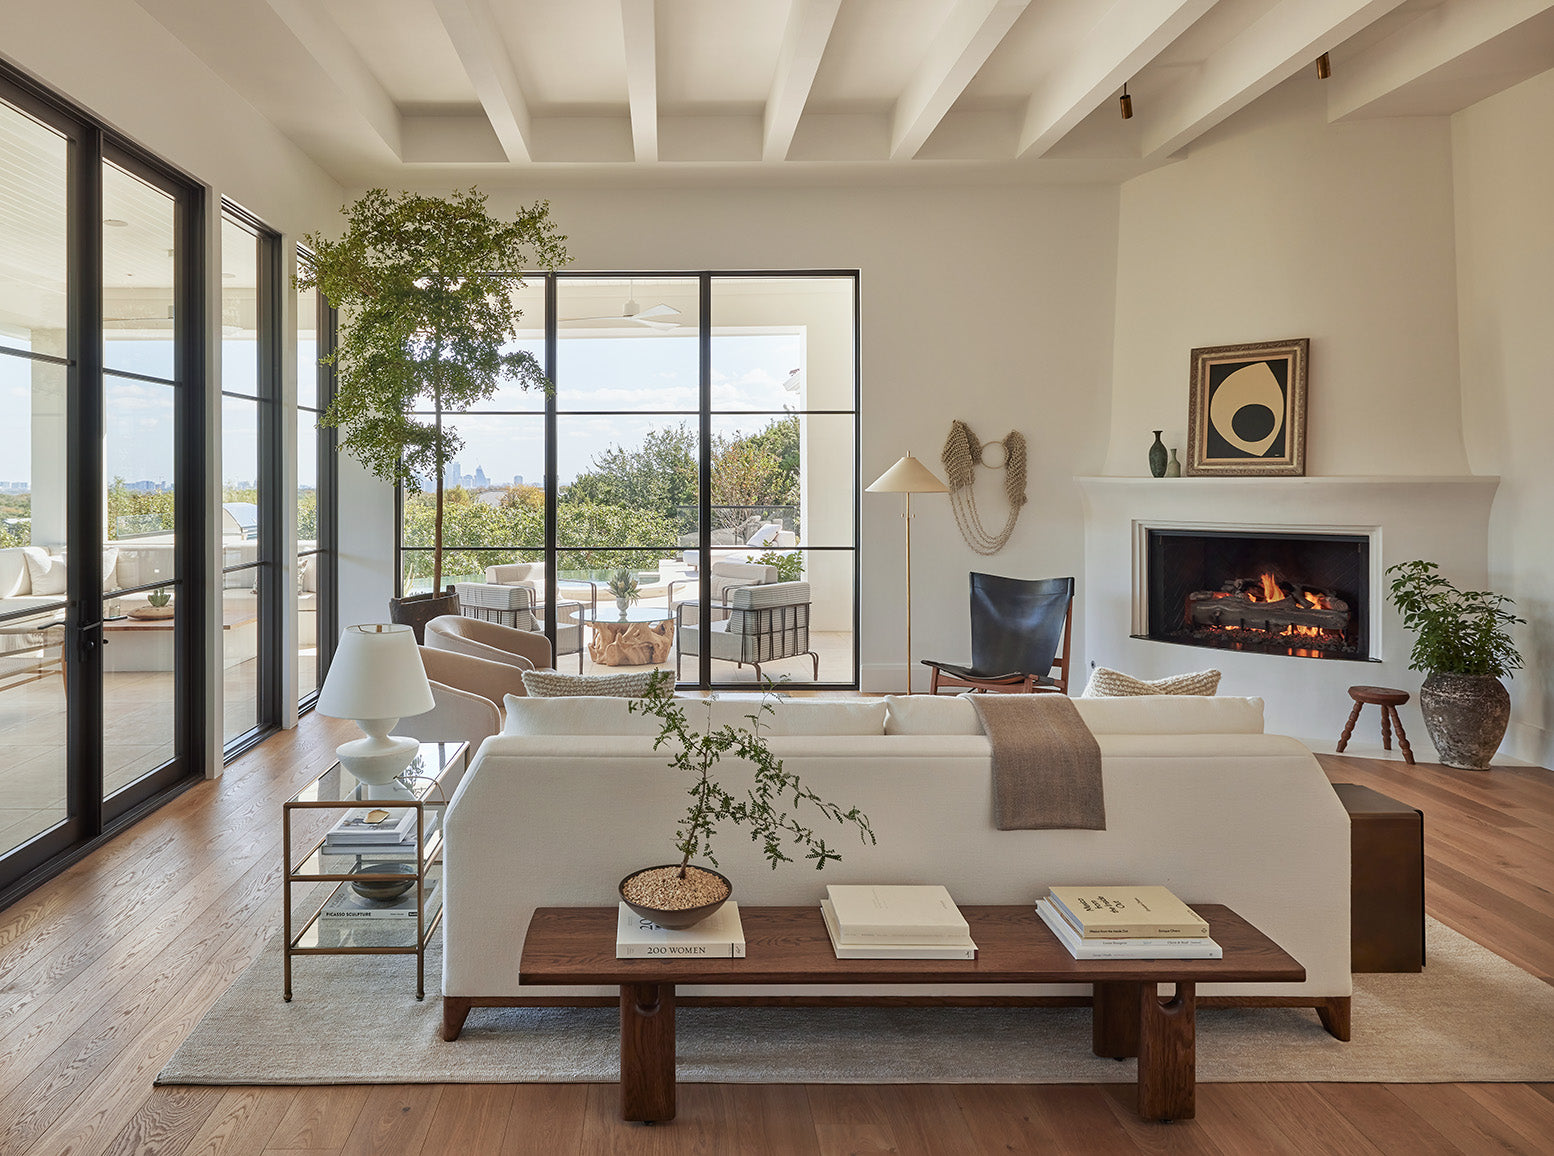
[{"left": 1186, "top": 338, "right": 1308, "bottom": 476}]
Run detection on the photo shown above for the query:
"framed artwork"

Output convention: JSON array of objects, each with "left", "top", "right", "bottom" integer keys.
[{"left": 1186, "top": 338, "right": 1308, "bottom": 476}]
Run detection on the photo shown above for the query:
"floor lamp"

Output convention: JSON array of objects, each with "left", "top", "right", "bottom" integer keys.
[{"left": 866, "top": 452, "right": 948, "bottom": 693}]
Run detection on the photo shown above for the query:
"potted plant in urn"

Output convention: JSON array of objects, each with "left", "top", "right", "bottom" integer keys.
[
  {"left": 607, "top": 568, "right": 640, "bottom": 616},
  {"left": 621, "top": 671, "right": 876, "bottom": 928},
  {"left": 298, "top": 188, "right": 568, "bottom": 640},
  {"left": 1387, "top": 560, "right": 1524, "bottom": 770}
]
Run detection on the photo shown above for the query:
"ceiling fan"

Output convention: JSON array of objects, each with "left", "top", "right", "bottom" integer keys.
[{"left": 561, "top": 283, "right": 682, "bottom": 330}]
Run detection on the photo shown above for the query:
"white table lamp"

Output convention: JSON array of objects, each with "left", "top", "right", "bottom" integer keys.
[
  {"left": 316, "top": 624, "right": 436, "bottom": 785},
  {"left": 866, "top": 452, "right": 948, "bottom": 693}
]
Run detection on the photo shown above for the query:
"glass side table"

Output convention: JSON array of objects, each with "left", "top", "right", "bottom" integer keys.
[{"left": 282, "top": 740, "right": 469, "bottom": 1000}]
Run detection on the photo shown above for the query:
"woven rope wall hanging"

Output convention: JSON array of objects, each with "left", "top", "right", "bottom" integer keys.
[{"left": 940, "top": 420, "right": 1027, "bottom": 556}]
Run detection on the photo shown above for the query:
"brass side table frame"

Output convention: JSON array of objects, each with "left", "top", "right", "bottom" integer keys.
[{"left": 282, "top": 741, "right": 468, "bottom": 1000}]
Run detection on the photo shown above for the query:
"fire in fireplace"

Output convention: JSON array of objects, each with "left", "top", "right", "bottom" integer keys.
[{"left": 1143, "top": 529, "right": 1370, "bottom": 661}]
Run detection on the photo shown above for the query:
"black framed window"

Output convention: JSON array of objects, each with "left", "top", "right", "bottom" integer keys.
[
  {"left": 219, "top": 205, "right": 280, "bottom": 756},
  {"left": 295, "top": 250, "right": 337, "bottom": 708},
  {"left": 396, "top": 271, "right": 860, "bottom": 689}
]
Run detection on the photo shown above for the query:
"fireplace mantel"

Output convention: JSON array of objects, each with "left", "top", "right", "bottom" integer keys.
[{"left": 1074, "top": 474, "right": 1500, "bottom": 753}]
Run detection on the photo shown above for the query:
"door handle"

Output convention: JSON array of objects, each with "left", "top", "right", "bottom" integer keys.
[{"left": 77, "top": 619, "right": 104, "bottom": 662}]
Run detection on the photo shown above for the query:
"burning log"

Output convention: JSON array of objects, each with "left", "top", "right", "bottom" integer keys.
[{"left": 1186, "top": 572, "right": 1350, "bottom": 634}]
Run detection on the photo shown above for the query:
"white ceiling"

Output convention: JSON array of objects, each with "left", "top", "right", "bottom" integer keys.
[{"left": 99, "top": 0, "right": 1554, "bottom": 185}]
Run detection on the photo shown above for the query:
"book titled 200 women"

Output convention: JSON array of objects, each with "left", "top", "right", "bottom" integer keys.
[{"left": 615, "top": 902, "right": 746, "bottom": 959}]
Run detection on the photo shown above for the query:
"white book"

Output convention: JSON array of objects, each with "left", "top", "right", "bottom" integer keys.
[
  {"left": 325, "top": 807, "right": 418, "bottom": 845},
  {"left": 321, "top": 884, "right": 436, "bottom": 919},
  {"left": 616, "top": 902, "right": 746, "bottom": 959},
  {"left": 824, "top": 884, "right": 971, "bottom": 945},
  {"left": 1036, "top": 899, "right": 1222, "bottom": 960},
  {"left": 820, "top": 900, "right": 977, "bottom": 960}
]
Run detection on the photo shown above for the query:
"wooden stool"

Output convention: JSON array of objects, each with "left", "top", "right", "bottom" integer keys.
[{"left": 1337, "top": 685, "right": 1415, "bottom": 765}]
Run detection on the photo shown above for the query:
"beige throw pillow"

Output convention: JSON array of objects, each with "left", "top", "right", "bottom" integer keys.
[
  {"left": 519, "top": 669, "right": 658, "bottom": 698},
  {"left": 22, "top": 547, "right": 66, "bottom": 596},
  {"left": 1081, "top": 666, "right": 1221, "bottom": 697}
]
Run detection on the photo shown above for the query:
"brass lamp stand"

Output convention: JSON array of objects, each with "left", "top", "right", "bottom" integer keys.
[{"left": 866, "top": 453, "right": 948, "bottom": 693}]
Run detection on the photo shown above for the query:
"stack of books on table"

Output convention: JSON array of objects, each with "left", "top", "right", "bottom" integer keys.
[
  {"left": 821, "top": 884, "right": 978, "bottom": 959},
  {"left": 1036, "top": 885, "right": 1221, "bottom": 960},
  {"left": 321, "top": 806, "right": 425, "bottom": 860},
  {"left": 615, "top": 902, "right": 746, "bottom": 958}
]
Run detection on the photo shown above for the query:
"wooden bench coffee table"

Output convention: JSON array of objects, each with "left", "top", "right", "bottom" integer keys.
[{"left": 504, "top": 903, "right": 1303, "bottom": 1125}]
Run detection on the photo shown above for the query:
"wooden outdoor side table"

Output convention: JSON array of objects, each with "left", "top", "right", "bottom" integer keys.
[{"left": 504, "top": 903, "right": 1304, "bottom": 1125}]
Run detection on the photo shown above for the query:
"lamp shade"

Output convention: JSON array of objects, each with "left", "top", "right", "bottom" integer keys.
[
  {"left": 317, "top": 624, "right": 436, "bottom": 721},
  {"left": 866, "top": 453, "right": 948, "bottom": 494}
]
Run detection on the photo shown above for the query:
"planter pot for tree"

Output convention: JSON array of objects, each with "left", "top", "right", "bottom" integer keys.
[
  {"left": 389, "top": 588, "right": 459, "bottom": 644},
  {"left": 619, "top": 864, "right": 732, "bottom": 930},
  {"left": 1420, "top": 672, "right": 1510, "bottom": 771}
]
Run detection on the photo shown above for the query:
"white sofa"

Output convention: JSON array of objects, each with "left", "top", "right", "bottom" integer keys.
[{"left": 441, "top": 693, "right": 1352, "bottom": 1033}]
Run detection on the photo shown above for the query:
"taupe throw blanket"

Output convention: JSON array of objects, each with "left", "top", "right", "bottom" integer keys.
[{"left": 969, "top": 695, "right": 1105, "bottom": 831}]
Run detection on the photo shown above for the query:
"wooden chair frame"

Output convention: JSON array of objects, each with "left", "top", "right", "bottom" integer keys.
[{"left": 926, "top": 591, "right": 1073, "bottom": 696}]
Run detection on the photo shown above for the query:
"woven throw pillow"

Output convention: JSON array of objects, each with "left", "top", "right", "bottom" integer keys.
[
  {"left": 519, "top": 669, "right": 658, "bottom": 698},
  {"left": 1081, "top": 666, "right": 1221, "bottom": 697}
]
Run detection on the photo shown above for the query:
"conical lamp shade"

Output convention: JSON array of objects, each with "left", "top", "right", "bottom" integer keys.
[
  {"left": 866, "top": 453, "right": 948, "bottom": 494},
  {"left": 318, "top": 624, "right": 436, "bottom": 720}
]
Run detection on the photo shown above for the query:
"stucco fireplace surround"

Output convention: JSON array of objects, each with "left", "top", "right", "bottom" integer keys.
[{"left": 1077, "top": 476, "right": 1499, "bottom": 759}]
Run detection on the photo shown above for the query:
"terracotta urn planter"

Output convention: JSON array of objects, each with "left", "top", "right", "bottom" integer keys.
[{"left": 1419, "top": 672, "right": 1510, "bottom": 771}]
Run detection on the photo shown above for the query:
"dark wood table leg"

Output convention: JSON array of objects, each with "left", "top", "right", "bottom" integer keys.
[
  {"left": 620, "top": 982, "right": 676, "bottom": 1123},
  {"left": 1336, "top": 701, "right": 1363, "bottom": 753},
  {"left": 1137, "top": 982, "right": 1195, "bottom": 1122},
  {"left": 1091, "top": 981, "right": 1141, "bottom": 1059}
]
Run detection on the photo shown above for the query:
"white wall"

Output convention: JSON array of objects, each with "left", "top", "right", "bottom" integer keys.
[
  {"left": 340, "top": 182, "right": 1122, "bottom": 688},
  {"left": 1108, "top": 78, "right": 1467, "bottom": 478},
  {"left": 1453, "top": 68, "right": 1554, "bottom": 768}
]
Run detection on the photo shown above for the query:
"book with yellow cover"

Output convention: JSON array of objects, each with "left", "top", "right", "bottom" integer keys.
[{"left": 1046, "top": 885, "right": 1209, "bottom": 939}]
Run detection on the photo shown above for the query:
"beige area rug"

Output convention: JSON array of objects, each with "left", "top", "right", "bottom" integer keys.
[{"left": 159, "top": 918, "right": 1554, "bottom": 1086}]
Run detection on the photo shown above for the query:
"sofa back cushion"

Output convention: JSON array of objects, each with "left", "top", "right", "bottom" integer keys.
[
  {"left": 705, "top": 698, "right": 886, "bottom": 736},
  {"left": 22, "top": 547, "right": 66, "bottom": 596},
  {"left": 884, "top": 693, "right": 1265, "bottom": 736},
  {"left": 0, "top": 548, "right": 30, "bottom": 598},
  {"left": 502, "top": 694, "right": 660, "bottom": 737}
]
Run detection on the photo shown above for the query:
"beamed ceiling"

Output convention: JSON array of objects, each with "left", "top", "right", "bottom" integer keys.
[{"left": 133, "top": 0, "right": 1554, "bottom": 185}]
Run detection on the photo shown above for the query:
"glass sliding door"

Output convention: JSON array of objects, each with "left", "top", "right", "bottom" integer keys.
[
  {"left": 0, "top": 66, "right": 206, "bottom": 902},
  {"left": 0, "top": 95, "right": 70, "bottom": 860}
]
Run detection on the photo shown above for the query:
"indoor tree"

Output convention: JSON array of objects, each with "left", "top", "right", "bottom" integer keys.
[{"left": 298, "top": 188, "right": 567, "bottom": 601}]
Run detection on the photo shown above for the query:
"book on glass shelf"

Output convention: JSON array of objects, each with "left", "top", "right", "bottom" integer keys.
[
  {"left": 324, "top": 806, "right": 418, "bottom": 846},
  {"left": 615, "top": 902, "right": 746, "bottom": 959},
  {"left": 321, "top": 884, "right": 437, "bottom": 919},
  {"left": 1036, "top": 899, "right": 1221, "bottom": 960},
  {"left": 1045, "top": 885, "right": 1209, "bottom": 939},
  {"left": 824, "top": 884, "right": 972, "bottom": 945},
  {"left": 820, "top": 900, "right": 977, "bottom": 960}
]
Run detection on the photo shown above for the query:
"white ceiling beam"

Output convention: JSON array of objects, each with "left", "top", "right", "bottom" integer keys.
[
  {"left": 1016, "top": 0, "right": 1216, "bottom": 158},
  {"left": 1327, "top": 0, "right": 1554, "bottom": 120},
  {"left": 431, "top": 0, "right": 533, "bottom": 163},
  {"left": 763, "top": 0, "right": 842, "bottom": 162},
  {"left": 890, "top": 0, "right": 1032, "bottom": 161},
  {"left": 263, "top": 0, "right": 403, "bottom": 158},
  {"left": 1141, "top": 0, "right": 1411, "bottom": 160},
  {"left": 619, "top": 0, "right": 658, "bottom": 163}
]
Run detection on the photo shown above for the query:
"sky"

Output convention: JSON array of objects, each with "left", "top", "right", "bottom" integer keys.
[{"left": 0, "top": 329, "right": 818, "bottom": 491}]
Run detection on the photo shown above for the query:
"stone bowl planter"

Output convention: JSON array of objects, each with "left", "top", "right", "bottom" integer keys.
[
  {"left": 389, "top": 588, "right": 459, "bottom": 644},
  {"left": 619, "top": 864, "right": 732, "bottom": 930},
  {"left": 1420, "top": 672, "right": 1510, "bottom": 771}
]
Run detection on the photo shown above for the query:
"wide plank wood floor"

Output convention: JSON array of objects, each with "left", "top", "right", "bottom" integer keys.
[{"left": 0, "top": 718, "right": 1550, "bottom": 1155}]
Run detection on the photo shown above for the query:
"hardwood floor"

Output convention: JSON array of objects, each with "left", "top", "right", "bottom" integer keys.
[{"left": 1, "top": 719, "right": 1550, "bottom": 1155}]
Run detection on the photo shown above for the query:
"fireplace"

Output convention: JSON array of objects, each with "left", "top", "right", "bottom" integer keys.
[{"left": 1142, "top": 528, "right": 1371, "bottom": 661}]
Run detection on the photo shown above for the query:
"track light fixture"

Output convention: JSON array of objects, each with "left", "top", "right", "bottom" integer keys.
[
  {"left": 1119, "top": 82, "right": 1133, "bottom": 120},
  {"left": 1316, "top": 53, "right": 1331, "bottom": 80}
]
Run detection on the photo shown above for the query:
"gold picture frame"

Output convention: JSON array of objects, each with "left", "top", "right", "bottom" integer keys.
[{"left": 1186, "top": 338, "right": 1308, "bottom": 476}]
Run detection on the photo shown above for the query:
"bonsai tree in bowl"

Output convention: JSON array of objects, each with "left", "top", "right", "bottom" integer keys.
[
  {"left": 621, "top": 671, "right": 875, "bottom": 928},
  {"left": 299, "top": 188, "right": 567, "bottom": 638},
  {"left": 1387, "top": 559, "right": 1524, "bottom": 770}
]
